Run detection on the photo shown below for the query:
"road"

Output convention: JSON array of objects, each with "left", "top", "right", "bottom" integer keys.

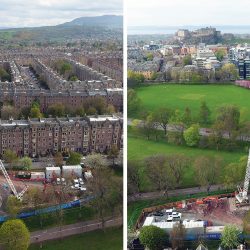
[
  {"left": 128, "top": 118, "right": 250, "bottom": 141},
  {"left": 30, "top": 216, "right": 122, "bottom": 243},
  {"left": 128, "top": 184, "right": 226, "bottom": 202}
]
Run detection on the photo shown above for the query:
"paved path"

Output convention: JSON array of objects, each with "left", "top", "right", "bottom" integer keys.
[
  {"left": 128, "top": 184, "right": 227, "bottom": 202},
  {"left": 128, "top": 118, "right": 250, "bottom": 141},
  {"left": 30, "top": 216, "right": 122, "bottom": 243}
]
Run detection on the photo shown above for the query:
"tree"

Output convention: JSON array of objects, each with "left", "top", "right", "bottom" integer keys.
[
  {"left": 194, "top": 156, "right": 222, "bottom": 188},
  {"left": 139, "top": 225, "right": 168, "bottom": 250},
  {"left": 141, "top": 113, "right": 155, "bottom": 140},
  {"left": 87, "top": 167, "right": 120, "bottom": 229},
  {"left": 153, "top": 107, "right": 173, "bottom": 136},
  {"left": 0, "top": 219, "right": 30, "bottom": 250},
  {"left": 6, "top": 196, "right": 22, "bottom": 218},
  {"left": 107, "top": 145, "right": 119, "bottom": 167},
  {"left": 54, "top": 152, "right": 64, "bottom": 166},
  {"left": 128, "top": 89, "right": 142, "bottom": 116},
  {"left": 19, "top": 156, "right": 32, "bottom": 170},
  {"left": 216, "top": 105, "right": 240, "bottom": 136},
  {"left": 219, "top": 63, "right": 238, "bottom": 81},
  {"left": 224, "top": 156, "right": 247, "bottom": 189},
  {"left": 3, "top": 149, "right": 18, "bottom": 170},
  {"left": 1, "top": 105, "right": 18, "bottom": 119},
  {"left": 85, "top": 154, "right": 107, "bottom": 169},
  {"left": 66, "top": 152, "right": 82, "bottom": 165},
  {"left": 183, "top": 124, "right": 200, "bottom": 147},
  {"left": 183, "top": 54, "right": 192, "bottom": 66},
  {"left": 215, "top": 49, "right": 226, "bottom": 62},
  {"left": 29, "top": 106, "right": 43, "bottom": 118},
  {"left": 182, "top": 107, "right": 192, "bottom": 126},
  {"left": 47, "top": 103, "right": 65, "bottom": 117},
  {"left": 145, "top": 155, "right": 176, "bottom": 195},
  {"left": 170, "top": 223, "right": 186, "bottom": 249},
  {"left": 128, "top": 70, "right": 145, "bottom": 87},
  {"left": 128, "top": 161, "right": 142, "bottom": 194},
  {"left": 106, "top": 104, "right": 116, "bottom": 114},
  {"left": 165, "top": 154, "right": 190, "bottom": 186},
  {"left": 221, "top": 225, "right": 240, "bottom": 249},
  {"left": 199, "top": 101, "right": 211, "bottom": 125}
]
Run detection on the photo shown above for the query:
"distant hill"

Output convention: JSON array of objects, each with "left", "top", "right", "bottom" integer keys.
[
  {"left": 61, "top": 15, "right": 123, "bottom": 28},
  {"left": 0, "top": 15, "right": 123, "bottom": 45}
]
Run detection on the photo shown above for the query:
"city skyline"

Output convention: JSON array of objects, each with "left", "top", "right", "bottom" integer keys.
[{"left": 0, "top": 0, "right": 122, "bottom": 28}]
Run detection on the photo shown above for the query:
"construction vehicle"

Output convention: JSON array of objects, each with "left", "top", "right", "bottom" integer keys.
[
  {"left": 0, "top": 160, "right": 27, "bottom": 200},
  {"left": 235, "top": 149, "right": 250, "bottom": 205}
]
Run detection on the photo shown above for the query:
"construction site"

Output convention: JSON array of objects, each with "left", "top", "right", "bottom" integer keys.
[
  {"left": 0, "top": 159, "right": 93, "bottom": 220},
  {"left": 135, "top": 149, "right": 250, "bottom": 241}
]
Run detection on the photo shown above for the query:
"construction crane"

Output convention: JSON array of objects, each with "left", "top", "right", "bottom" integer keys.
[
  {"left": 236, "top": 149, "right": 250, "bottom": 204},
  {"left": 0, "top": 159, "right": 27, "bottom": 200}
]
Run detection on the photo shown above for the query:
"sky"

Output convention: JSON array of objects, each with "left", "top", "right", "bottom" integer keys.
[
  {"left": 127, "top": 0, "right": 250, "bottom": 27},
  {"left": 0, "top": 0, "right": 122, "bottom": 28}
]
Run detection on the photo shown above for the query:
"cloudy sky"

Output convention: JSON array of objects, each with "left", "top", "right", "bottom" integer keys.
[
  {"left": 128, "top": 0, "right": 250, "bottom": 27},
  {"left": 0, "top": 0, "right": 122, "bottom": 28}
]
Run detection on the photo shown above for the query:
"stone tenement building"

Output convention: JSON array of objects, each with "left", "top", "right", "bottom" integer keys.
[
  {"left": 0, "top": 51, "right": 123, "bottom": 112},
  {"left": 0, "top": 115, "right": 123, "bottom": 157}
]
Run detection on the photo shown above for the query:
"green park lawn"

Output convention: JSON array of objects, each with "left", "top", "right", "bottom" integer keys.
[
  {"left": 29, "top": 227, "right": 123, "bottom": 250},
  {"left": 128, "top": 135, "right": 245, "bottom": 191},
  {"left": 132, "top": 84, "right": 250, "bottom": 122}
]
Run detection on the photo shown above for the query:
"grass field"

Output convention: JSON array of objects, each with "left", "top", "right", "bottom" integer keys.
[
  {"left": 132, "top": 84, "right": 250, "bottom": 122},
  {"left": 128, "top": 136, "right": 245, "bottom": 191},
  {"left": 29, "top": 227, "right": 123, "bottom": 250}
]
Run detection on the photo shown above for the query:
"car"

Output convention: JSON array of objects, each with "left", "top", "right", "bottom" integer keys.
[
  {"left": 74, "top": 184, "right": 80, "bottom": 189},
  {"left": 167, "top": 215, "right": 173, "bottom": 222},
  {"left": 172, "top": 212, "right": 182, "bottom": 219},
  {"left": 80, "top": 187, "right": 87, "bottom": 191},
  {"left": 73, "top": 179, "right": 79, "bottom": 185},
  {"left": 78, "top": 178, "right": 84, "bottom": 185},
  {"left": 61, "top": 178, "right": 66, "bottom": 185},
  {"left": 56, "top": 178, "right": 61, "bottom": 185}
]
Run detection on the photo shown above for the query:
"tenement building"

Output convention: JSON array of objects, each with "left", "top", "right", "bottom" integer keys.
[
  {"left": 0, "top": 115, "right": 123, "bottom": 157},
  {"left": 0, "top": 50, "right": 123, "bottom": 112}
]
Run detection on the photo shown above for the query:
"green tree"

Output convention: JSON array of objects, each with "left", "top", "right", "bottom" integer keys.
[
  {"left": 128, "top": 70, "right": 145, "bottom": 86},
  {"left": 215, "top": 49, "right": 226, "bottom": 61},
  {"left": 183, "top": 124, "right": 200, "bottom": 147},
  {"left": 216, "top": 105, "right": 240, "bottom": 136},
  {"left": 194, "top": 156, "right": 222, "bottom": 188},
  {"left": 153, "top": 107, "right": 173, "bottom": 136},
  {"left": 128, "top": 89, "right": 142, "bottom": 116},
  {"left": 139, "top": 225, "right": 168, "bottom": 250},
  {"left": 6, "top": 196, "right": 22, "bottom": 218},
  {"left": 199, "top": 101, "right": 211, "bottom": 125},
  {"left": 0, "top": 219, "right": 30, "bottom": 250},
  {"left": 183, "top": 54, "right": 192, "bottom": 66},
  {"left": 220, "top": 63, "right": 238, "bottom": 81},
  {"left": 85, "top": 154, "right": 107, "bottom": 169},
  {"left": 29, "top": 105, "right": 43, "bottom": 118},
  {"left": 224, "top": 156, "right": 247, "bottom": 189},
  {"left": 66, "top": 152, "right": 82, "bottom": 165},
  {"left": 19, "top": 156, "right": 32, "bottom": 170},
  {"left": 47, "top": 103, "right": 65, "bottom": 117},
  {"left": 182, "top": 107, "right": 192, "bottom": 125},
  {"left": 128, "top": 161, "right": 142, "bottom": 194},
  {"left": 221, "top": 225, "right": 240, "bottom": 249},
  {"left": 3, "top": 149, "right": 18, "bottom": 170}
]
